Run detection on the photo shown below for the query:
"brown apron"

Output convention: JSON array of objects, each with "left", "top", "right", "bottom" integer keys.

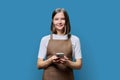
[{"left": 43, "top": 34, "right": 74, "bottom": 80}]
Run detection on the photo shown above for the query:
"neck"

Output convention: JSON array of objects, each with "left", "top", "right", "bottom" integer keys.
[{"left": 57, "top": 31, "right": 64, "bottom": 35}]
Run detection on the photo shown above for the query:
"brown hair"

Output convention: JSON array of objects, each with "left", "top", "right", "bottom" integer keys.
[{"left": 50, "top": 8, "right": 71, "bottom": 38}]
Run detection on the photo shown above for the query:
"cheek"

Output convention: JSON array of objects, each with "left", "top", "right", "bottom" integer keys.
[
  {"left": 62, "top": 20, "right": 66, "bottom": 24},
  {"left": 53, "top": 21, "right": 57, "bottom": 25},
  {"left": 62, "top": 21, "right": 66, "bottom": 26}
]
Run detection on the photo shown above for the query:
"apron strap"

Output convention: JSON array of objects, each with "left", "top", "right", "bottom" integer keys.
[{"left": 50, "top": 34, "right": 53, "bottom": 40}]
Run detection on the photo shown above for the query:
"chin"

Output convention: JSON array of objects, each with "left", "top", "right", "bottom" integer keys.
[
  {"left": 57, "top": 26, "right": 64, "bottom": 29},
  {"left": 57, "top": 28, "right": 64, "bottom": 31}
]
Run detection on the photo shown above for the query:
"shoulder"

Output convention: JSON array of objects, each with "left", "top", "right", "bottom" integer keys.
[
  {"left": 71, "top": 34, "right": 80, "bottom": 42},
  {"left": 41, "top": 34, "right": 50, "bottom": 42}
]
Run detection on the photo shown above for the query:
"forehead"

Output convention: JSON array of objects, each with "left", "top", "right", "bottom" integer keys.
[{"left": 54, "top": 12, "right": 65, "bottom": 18}]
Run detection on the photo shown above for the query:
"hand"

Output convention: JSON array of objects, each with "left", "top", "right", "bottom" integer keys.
[
  {"left": 59, "top": 56, "right": 69, "bottom": 64},
  {"left": 50, "top": 55, "right": 60, "bottom": 63}
]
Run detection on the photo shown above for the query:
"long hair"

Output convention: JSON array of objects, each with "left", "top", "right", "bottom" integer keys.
[{"left": 50, "top": 8, "right": 71, "bottom": 38}]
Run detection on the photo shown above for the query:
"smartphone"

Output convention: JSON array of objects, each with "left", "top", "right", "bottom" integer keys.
[{"left": 56, "top": 53, "right": 64, "bottom": 58}]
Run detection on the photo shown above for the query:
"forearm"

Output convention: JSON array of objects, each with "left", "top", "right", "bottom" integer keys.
[
  {"left": 37, "top": 58, "right": 52, "bottom": 69},
  {"left": 67, "top": 59, "right": 82, "bottom": 69}
]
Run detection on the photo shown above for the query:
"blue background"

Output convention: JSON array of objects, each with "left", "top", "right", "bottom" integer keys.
[{"left": 0, "top": 0, "right": 120, "bottom": 80}]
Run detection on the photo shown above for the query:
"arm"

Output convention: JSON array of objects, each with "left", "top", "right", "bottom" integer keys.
[
  {"left": 37, "top": 36, "right": 52, "bottom": 69},
  {"left": 66, "top": 58, "right": 82, "bottom": 69},
  {"left": 60, "top": 56, "right": 82, "bottom": 69},
  {"left": 37, "top": 58, "right": 52, "bottom": 69},
  {"left": 68, "top": 35, "right": 82, "bottom": 69},
  {"left": 37, "top": 55, "right": 60, "bottom": 69}
]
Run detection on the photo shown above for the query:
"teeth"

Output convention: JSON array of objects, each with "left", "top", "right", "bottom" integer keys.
[{"left": 58, "top": 25, "right": 63, "bottom": 26}]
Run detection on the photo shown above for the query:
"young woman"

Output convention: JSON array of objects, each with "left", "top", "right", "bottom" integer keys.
[{"left": 37, "top": 8, "right": 82, "bottom": 80}]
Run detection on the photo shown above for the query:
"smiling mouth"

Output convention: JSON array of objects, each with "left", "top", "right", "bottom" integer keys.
[{"left": 57, "top": 24, "right": 64, "bottom": 27}]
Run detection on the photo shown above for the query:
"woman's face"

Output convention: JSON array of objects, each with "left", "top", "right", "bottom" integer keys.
[{"left": 53, "top": 12, "right": 66, "bottom": 32}]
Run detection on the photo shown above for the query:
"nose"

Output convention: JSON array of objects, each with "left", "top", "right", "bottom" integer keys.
[{"left": 58, "top": 19, "right": 62, "bottom": 23}]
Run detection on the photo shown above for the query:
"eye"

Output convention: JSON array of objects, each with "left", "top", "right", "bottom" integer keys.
[
  {"left": 61, "top": 18, "right": 65, "bottom": 20},
  {"left": 54, "top": 18, "right": 58, "bottom": 20}
]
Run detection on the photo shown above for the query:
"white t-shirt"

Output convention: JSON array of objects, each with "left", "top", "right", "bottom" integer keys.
[{"left": 38, "top": 34, "right": 82, "bottom": 59}]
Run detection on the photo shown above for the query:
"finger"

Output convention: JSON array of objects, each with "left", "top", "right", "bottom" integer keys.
[
  {"left": 64, "top": 56, "right": 69, "bottom": 60},
  {"left": 60, "top": 61, "right": 66, "bottom": 64},
  {"left": 53, "top": 59, "right": 56, "bottom": 61}
]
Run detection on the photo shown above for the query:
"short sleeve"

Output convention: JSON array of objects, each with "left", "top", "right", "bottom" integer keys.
[
  {"left": 74, "top": 36, "right": 82, "bottom": 59},
  {"left": 72, "top": 35, "right": 82, "bottom": 59},
  {"left": 38, "top": 37, "right": 48, "bottom": 59}
]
